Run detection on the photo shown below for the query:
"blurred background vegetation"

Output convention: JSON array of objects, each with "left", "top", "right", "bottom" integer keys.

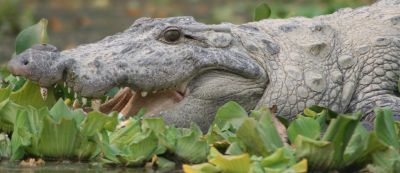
[{"left": 0, "top": 0, "right": 373, "bottom": 64}]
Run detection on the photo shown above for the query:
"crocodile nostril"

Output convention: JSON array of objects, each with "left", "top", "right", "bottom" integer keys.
[{"left": 22, "top": 60, "right": 29, "bottom": 66}]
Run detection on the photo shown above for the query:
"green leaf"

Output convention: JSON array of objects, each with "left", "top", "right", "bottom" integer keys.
[
  {"left": 49, "top": 99, "right": 84, "bottom": 125},
  {"left": 0, "top": 87, "right": 11, "bottom": 102},
  {"left": 0, "top": 99, "right": 23, "bottom": 133},
  {"left": 236, "top": 118, "right": 280, "bottom": 157},
  {"left": 141, "top": 118, "right": 168, "bottom": 155},
  {"left": 291, "top": 159, "right": 308, "bottom": 173},
  {"left": 103, "top": 112, "right": 119, "bottom": 131},
  {"left": 154, "top": 157, "right": 176, "bottom": 173},
  {"left": 119, "top": 131, "right": 158, "bottom": 166},
  {"left": 15, "top": 18, "right": 48, "bottom": 54},
  {"left": 183, "top": 163, "right": 220, "bottom": 173},
  {"left": 103, "top": 119, "right": 159, "bottom": 166},
  {"left": 276, "top": 115, "right": 290, "bottom": 128},
  {"left": 374, "top": 108, "right": 400, "bottom": 149},
  {"left": 109, "top": 119, "right": 141, "bottom": 148},
  {"left": 344, "top": 131, "right": 388, "bottom": 168},
  {"left": 10, "top": 103, "right": 101, "bottom": 160},
  {"left": 257, "top": 108, "right": 284, "bottom": 147},
  {"left": 158, "top": 126, "right": 179, "bottom": 151},
  {"left": 249, "top": 162, "right": 266, "bottom": 173},
  {"left": 34, "top": 109, "right": 79, "bottom": 158},
  {"left": 287, "top": 115, "right": 320, "bottom": 143},
  {"left": 9, "top": 80, "right": 56, "bottom": 109},
  {"left": 225, "top": 142, "right": 243, "bottom": 155},
  {"left": 303, "top": 105, "right": 338, "bottom": 120},
  {"left": 175, "top": 124, "right": 208, "bottom": 163},
  {"left": 253, "top": 3, "right": 271, "bottom": 21},
  {"left": 293, "top": 113, "right": 361, "bottom": 171},
  {"left": 0, "top": 67, "right": 10, "bottom": 84},
  {"left": 322, "top": 112, "right": 361, "bottom": 167},
  {"left": 74, "top": 138, "right": 99, "bottom": 160},
  {"left": 49, "top": 99, "right": 72, "bottom": 122},
  {"left": 80, "top": 111, "right": 118, "bottom": 137},
  {"left": 0, "top": 133, "right": 11, "bottom": 159},
  {"left": 236, "top": 107, "right": 283, "bottom": 157},
  {"left": 4, "top": 75, "right": 26, "bottom": 91},
  {"left": 304, "top": 107, "right": 330, "bottom": 137},
  {"left": 368, "top": 147, "right": 400, "bottom": 173},
  {"left": 99, "top": 131, "right": 120, "bottom": 163},
  {"left": 260, "top": 148, "right": 294, "bottom": 169},
  {"left": 105, "top": 87, "right": 120, "bottom": 97},
  {"left": 10, "top": 108, "right": 42, "bottom": 160},
  {"left": 294, "top": 135, "right": 334, "bottom": 171},
  {"left": 106, "top": 119, "right": 160, "bottom": 165},
  {"left": 142, "top": 118, "right": 166, "bottom": 134},
  {"left": 209, "top": 147, "right": 251, "bottom": 173},
  {"left": 206, "top": 124, "right": 235, "bottom": 146},
  {"left": 212, "top": 101, "right": 248, "bottom": 131},
  {"left": 343, "top": 124, "right": 369, "bottom": 161}
]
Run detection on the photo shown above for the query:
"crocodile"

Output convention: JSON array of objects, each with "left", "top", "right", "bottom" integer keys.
[{"left": 7, "top": 0, "right": 400, "bottom": 131}]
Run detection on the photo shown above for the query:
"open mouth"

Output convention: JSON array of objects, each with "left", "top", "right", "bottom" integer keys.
[{"left": 99, "top": 83, "right": 188, "bottom": 117}]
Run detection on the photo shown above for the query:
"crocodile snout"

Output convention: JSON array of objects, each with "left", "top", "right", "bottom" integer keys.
[
  {"left": 8, "top": 44, "right": 64, "bottom": 87},
  {"left": 8, "top": 44, "right": 58, "bottom": 76},
  {"left": 8, "top": 52, "right": 34, "bottom": 77},
  {"left": 7, "top": 57, "right": 26, "bottom": 76}
]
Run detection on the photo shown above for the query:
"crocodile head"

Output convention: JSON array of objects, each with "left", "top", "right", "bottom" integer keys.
[
  {"left": 8, "top": 44, "right": 65, "bottom": 87},
  {"left": 8, "top": 17, "right": 269, "bottom": 130}
]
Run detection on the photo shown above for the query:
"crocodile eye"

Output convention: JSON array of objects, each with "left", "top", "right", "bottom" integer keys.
[{"left": 163, "top": 27, "right": 181, "bottom": 43}]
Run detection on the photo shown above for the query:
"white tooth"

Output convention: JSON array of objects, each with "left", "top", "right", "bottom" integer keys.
[
  {"left": 179, "top": 80, "right": 189, "bottom": 92},
  {"left": 82, "top": 97, "right": 87, "bottom": 105},
  {"left": 141, "top": 91, "right": 148, "bottom": 97},
  {"left": 72, "top": 100, "right": 80, "bottom": 109},
  {"left": 92, "top": 99, "right": 101, "bottom": 111},
  {"left": 118, "top": 113, "right": 125, "bottom": 120},
  {"left": 40, "top": 87, "right": 48, "bottom": 100}
]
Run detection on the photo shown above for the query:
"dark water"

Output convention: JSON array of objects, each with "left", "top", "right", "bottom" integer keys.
[{"left": 0, "top": 161, "right": 183, "bottom": 173}]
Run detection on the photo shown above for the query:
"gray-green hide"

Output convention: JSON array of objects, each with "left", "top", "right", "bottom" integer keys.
[{"left": 8, "top": 0, "right": 400, "bottom": 131}]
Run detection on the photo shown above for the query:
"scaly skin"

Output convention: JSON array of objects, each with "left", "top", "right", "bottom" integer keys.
[
  {"left": 255, "top": 0, "right": 400, "bottom": 125},
  {"left": 8, "top": 0, "right": 400, "bottom": 130}
]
